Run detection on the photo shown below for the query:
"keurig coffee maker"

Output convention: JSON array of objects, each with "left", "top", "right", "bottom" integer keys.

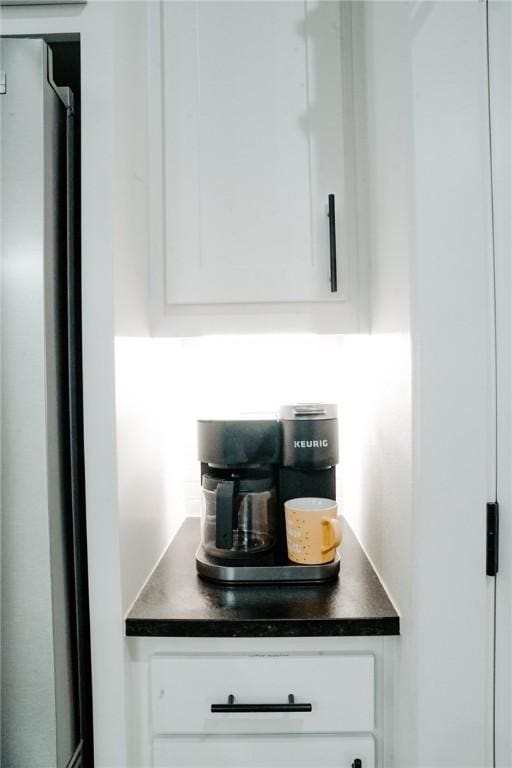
[{"left": 195, "top": 405, "right": 341, "bottom": 584}]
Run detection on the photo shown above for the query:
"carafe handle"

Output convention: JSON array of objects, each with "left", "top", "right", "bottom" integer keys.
[{"left": 216, "top": 480, "right": 238, "bottom": 550}]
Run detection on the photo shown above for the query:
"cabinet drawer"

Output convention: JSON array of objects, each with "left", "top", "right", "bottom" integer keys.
[
  {"left": 153, "top": 734, "right": 375, "bottom": 768},
  {"left": 151, "top": 653, "right": 374, "bottom": 735}
]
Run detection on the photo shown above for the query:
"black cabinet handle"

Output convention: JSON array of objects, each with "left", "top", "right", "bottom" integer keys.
[
  {"left": 352, "top": 760, "right": 362, "bottom": 768},
  {"left": 211, "top": 694, "right": 312, "bottom": 713},
  {"left": 328, "top": 193, "right": 338, "bottom": 293}
]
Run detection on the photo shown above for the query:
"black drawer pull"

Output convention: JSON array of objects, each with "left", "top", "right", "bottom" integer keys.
[
  {"left": 328, "top": 193, "right": 338, "bottom": 293},
  {"left": 211, "top": 693, "right": 312, "bottom": 713},
  {"left": 352, "top": 760, "right": 362, "bottom": 768}
]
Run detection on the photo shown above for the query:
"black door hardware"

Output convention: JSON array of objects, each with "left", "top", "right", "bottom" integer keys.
[
  {"left": 211, "top": 693, "right": 312, "bottom": 713},
  {"left": 352, "top": 760, "right": 362, "bottom": 768},
  {"left": 486, "top": 501, "right": 499, "bottom": 576},
  {"left": 328, "top": 193, "right": 338, "bottom": 292}
]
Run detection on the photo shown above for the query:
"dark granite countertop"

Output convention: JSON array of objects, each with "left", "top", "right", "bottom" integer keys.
[{"left": 126, "top": 517, "right": 399, "bottom": 638}]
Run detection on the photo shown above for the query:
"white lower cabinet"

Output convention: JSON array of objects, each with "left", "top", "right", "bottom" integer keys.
[
  {"left": 151, "top": 654, "right": 374, "bottom": 735},
  {"left": 153, "top": 734, "right": 375, "bottom": 768},
  {"left": 127, "top": 638, "right": 394, "bottom": 768}
]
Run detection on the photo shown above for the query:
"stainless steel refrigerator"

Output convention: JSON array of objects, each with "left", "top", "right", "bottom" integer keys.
[{"left": 0, "top": 38, "right": 93, "bottom": 767}]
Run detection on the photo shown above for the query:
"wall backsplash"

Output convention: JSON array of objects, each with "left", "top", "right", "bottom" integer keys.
[
  {"left": 115, "top": 332, "right": 385, "bottom": 611},
  {"left": 174, "top": 334, "right": 372, "bottom": 525}
]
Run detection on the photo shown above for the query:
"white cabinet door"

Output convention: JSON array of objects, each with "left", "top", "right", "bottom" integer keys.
[
  {"left": 151, "top": 653, "right": 374, "bottom": 735},
  {"left": 153, "top": 734, "right": 375, "bottom": 768},
  {"left": 159, "top": 1, "right": 350, "bottom": 307}
]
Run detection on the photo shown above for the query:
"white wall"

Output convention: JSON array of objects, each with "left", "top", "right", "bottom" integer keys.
[
  {"left": 112, "top": 0, "right": 151, "bottom": 338},
  {"left": 178, "top": 334, "right": 348, "bottom": 518},
  {"left": 116, "top": 332, "right": 393, "bottom": 546},
  {"left": 351, "top": 5, "right": 414, "bottom": 763},
  {"left": 109, "top": 8, "right": 192, "bottom": 766},
  {"left": 114, "top": 339, "right": 186, "bottom": 615},
  {"left": 355, "top": 3, "right": 495, "bottom": 766},
  {"left": 410, "top": 4, "right": 494, "bottom": 766},
  {"left": 173, "top": 334, "right": 404, "bottom": 551},
  {"left": 77, "top": 5, "right": 128, "bottom": 765},
  {"left": 350, "top": 0, "right": 413, "bottom": 611},
  {"left": 109, "top": 0, "right": 184, "bottom": 617}
]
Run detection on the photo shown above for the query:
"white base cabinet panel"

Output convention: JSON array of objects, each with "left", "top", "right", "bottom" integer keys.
[
  {"left": 153, "top": 734, "right": 375, "bottom": 768},
  {"left": 127, "top": 637, "right": 395, "bottom": 768},
  {"left": 151, "top": 653, "right": 374, "bottom": 735}
]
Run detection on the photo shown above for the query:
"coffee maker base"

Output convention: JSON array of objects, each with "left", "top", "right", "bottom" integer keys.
[{"left": 195, "top": 546, "right": 340, "bottom": 584}]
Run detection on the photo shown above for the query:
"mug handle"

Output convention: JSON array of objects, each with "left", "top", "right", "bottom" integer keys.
[{"left": 321, "top": 517, "right": 343, "bottom": 554}]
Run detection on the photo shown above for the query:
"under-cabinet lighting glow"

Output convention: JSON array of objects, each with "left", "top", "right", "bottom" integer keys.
[{"left": 113, "top": 333, "right": 410, "bottom": 533}]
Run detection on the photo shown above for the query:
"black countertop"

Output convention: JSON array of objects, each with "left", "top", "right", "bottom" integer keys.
[{"left": 126, "top": 517, "right": 399, "bottom": 638}]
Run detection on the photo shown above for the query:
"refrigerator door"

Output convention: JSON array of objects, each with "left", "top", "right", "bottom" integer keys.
[{"left": 1, "top": 38, "right": 87, "bottom": 767}]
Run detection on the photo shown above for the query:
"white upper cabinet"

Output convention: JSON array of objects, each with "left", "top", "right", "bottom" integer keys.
[{"left": 148, "top": 1, "right": 364, "bottom": 335}]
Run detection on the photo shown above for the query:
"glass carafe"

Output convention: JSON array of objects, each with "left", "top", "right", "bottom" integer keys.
[{"left": 201, "top": 470, "right": 277, "bottom": 561}]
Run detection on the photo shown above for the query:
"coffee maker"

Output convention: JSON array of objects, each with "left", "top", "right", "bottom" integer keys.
[{"left": 195, "top": 405, "right": 340, "bottom": 583}]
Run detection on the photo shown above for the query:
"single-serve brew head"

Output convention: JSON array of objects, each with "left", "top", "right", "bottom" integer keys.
[{"left": 280, "top": 403, "right": 338, "bottom": 469}]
